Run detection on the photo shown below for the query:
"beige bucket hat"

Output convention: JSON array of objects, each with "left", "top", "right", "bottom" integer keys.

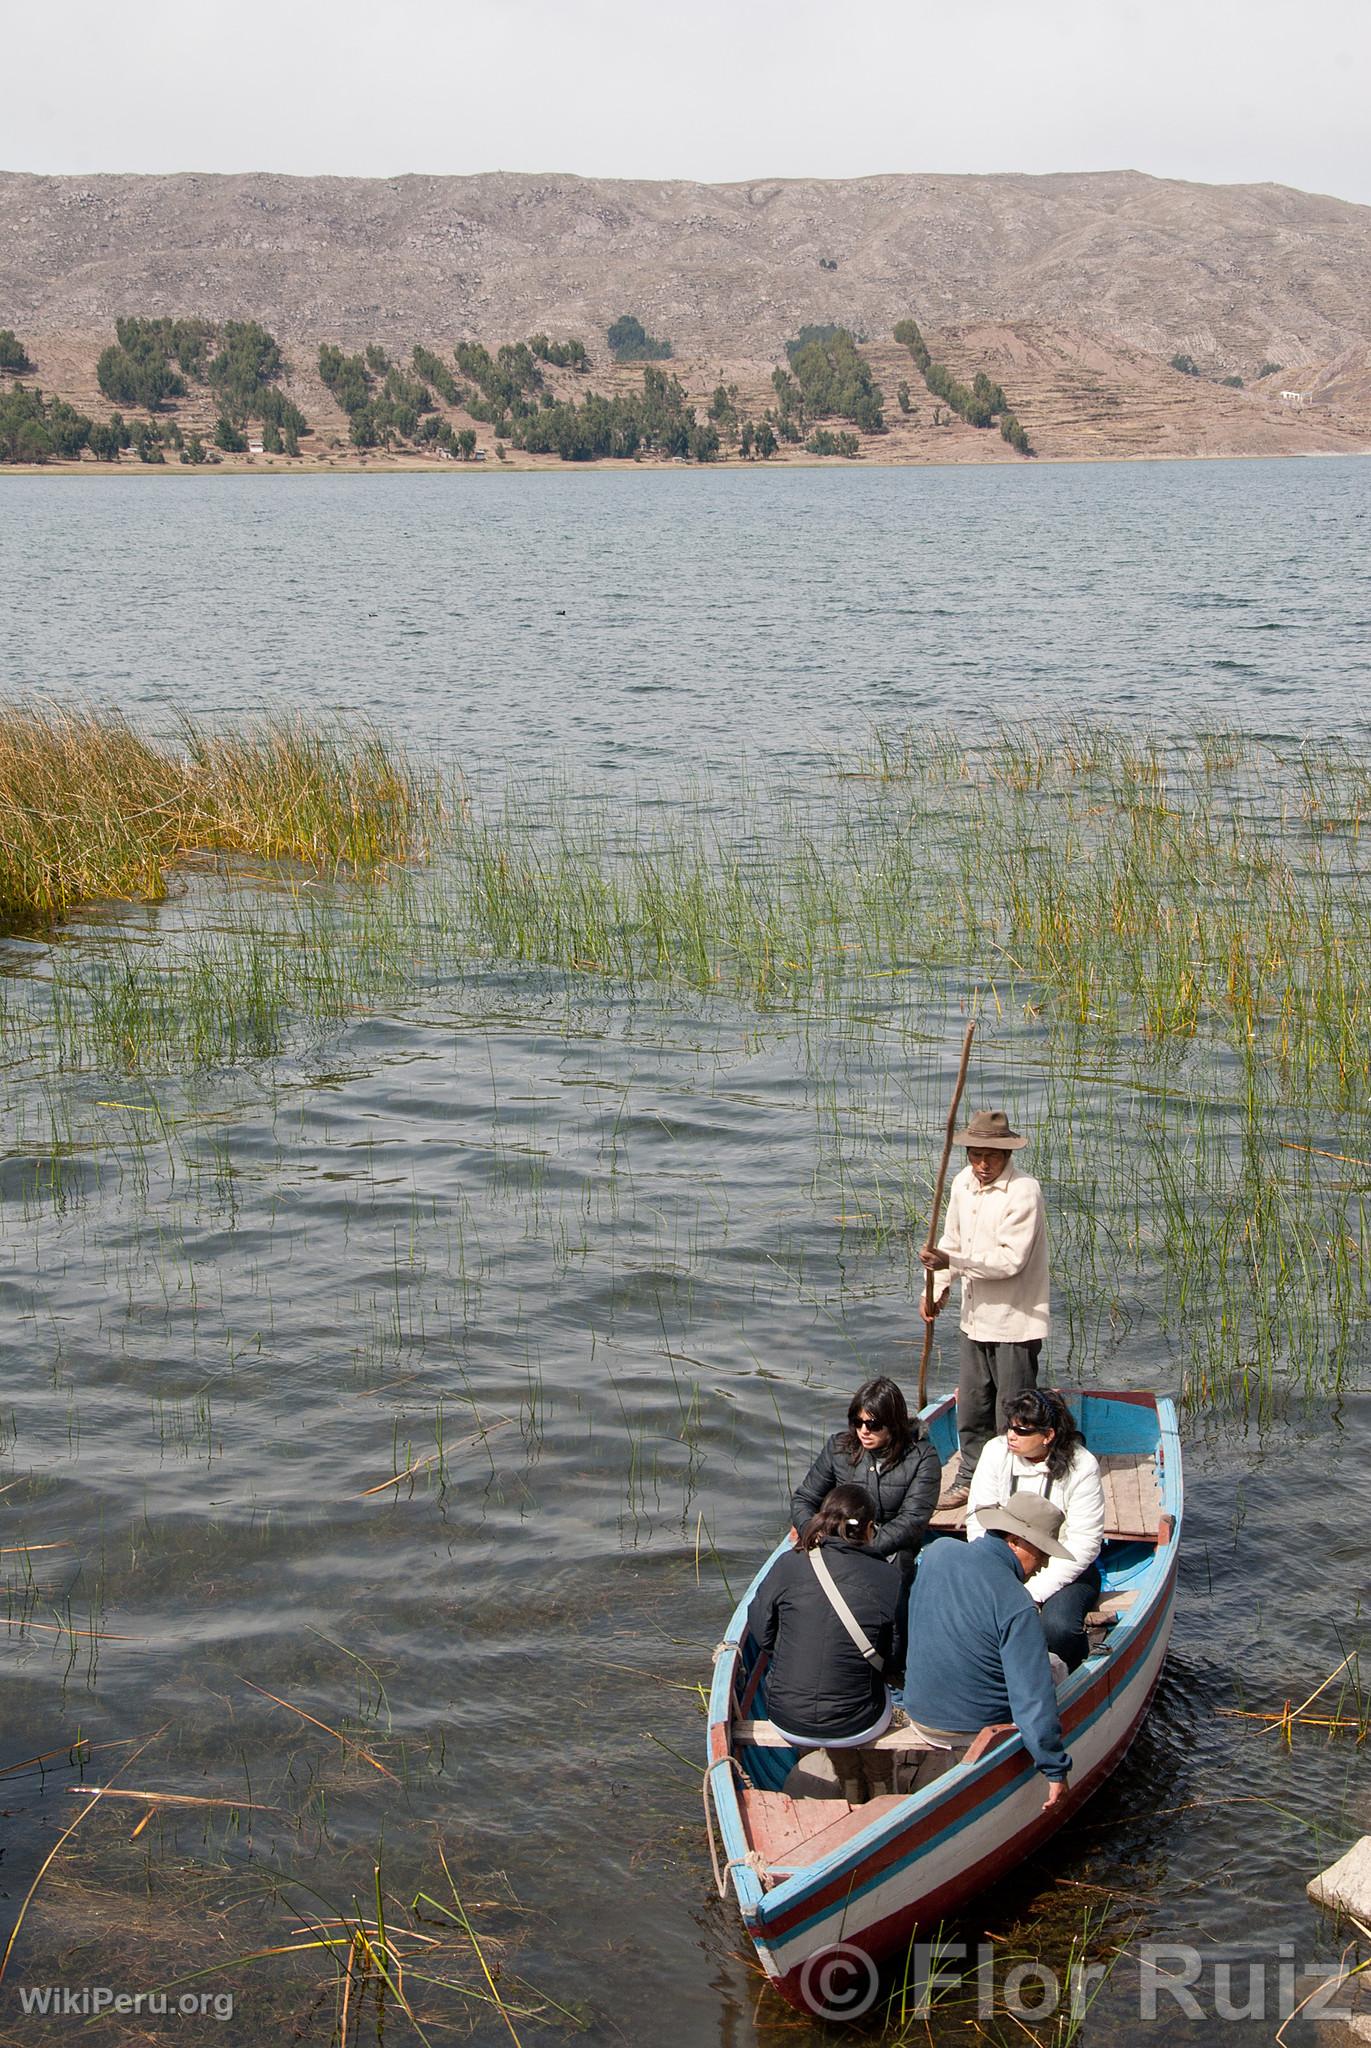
[{"left": 975, "top": 1493, "right": 1075, "bottom": 1560}]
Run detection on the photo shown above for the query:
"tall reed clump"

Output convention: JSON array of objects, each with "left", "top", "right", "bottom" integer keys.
[
  {"left": 179, "top": 720, "right": 434, "bottom": 871},
  {"left": 0, "top": 706, "right": 186, "bottom": 923},
  {"left": 0, "top": 703, "right": 436, "bottom": 928}
]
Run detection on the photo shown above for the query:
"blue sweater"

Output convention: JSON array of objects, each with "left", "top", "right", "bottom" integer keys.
[{"left": 901, "top": 1534, "right": 1071, "bottom": 1780}]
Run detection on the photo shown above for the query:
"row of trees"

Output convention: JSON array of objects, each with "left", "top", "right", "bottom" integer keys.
[
  {"left": 708, "top": 383, "right": 784, "bottom": 459},
  {"left": 529, "top": 333, "right": 590, "bottom": 370},
  {"left": 454, "top": 340, "right": 544, "bottom": 418},
  {"left": 315, "top": 334, "right": 591, "bottom": 449},
  {"left": 894, "top": 318, "right": 1032, "bottom": 453},
  {"left": 806, "top": 429, "right": 860, "bottom": 457},
  {"left": 1172, "top": 351, "right": 1255, "bottom": 390},
  {"left": 411, "top": 345, "right": 462, "bottom": 405},
  {"left": 97, "top": 319, "right": 190, "bottom": 409},
  {"left": 92, "top": 317, "right": 306, "bottom": 453},
  {"left": 207, "top": 321, "right": 289, "bottom": 416},
  {"left": 507, "top": 367, "right": 717, "bottom": 462},
  {"left": 318, "top": 344, "right": 481, "bottom": 454},
  {"left": 0, "top": 388, "right": 214, "bottom": 464},
  {"left": 1, "top": 385, "right": 96, "bottom": 462},
  {"left": 713, "top": 382, "right": 860, "bottom": 462},
  {"left": 318, "top": 344, "right": 372, "bottom": 416}
]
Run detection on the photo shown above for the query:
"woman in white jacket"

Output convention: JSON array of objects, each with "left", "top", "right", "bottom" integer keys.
[{"left": 965, "top": 1388, "right": 1105, "bottom": 1671}]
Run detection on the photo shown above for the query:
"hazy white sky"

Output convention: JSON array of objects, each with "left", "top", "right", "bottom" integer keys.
[{"left": 9, "top": 0, "right": 1371, "bottom": 205}]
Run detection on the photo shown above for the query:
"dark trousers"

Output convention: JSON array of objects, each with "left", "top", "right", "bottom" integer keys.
[
  {"left": 955, "top": 1332, "right": 1041, "bottom": 1485},
  {"left": 1040, "top": 1563, "right": 1102, "bottom": 1672}
]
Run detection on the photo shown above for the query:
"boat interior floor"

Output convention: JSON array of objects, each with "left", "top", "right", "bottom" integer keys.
[{"left": 740, "top": 1786, "right": 909, "bottom": 1876}]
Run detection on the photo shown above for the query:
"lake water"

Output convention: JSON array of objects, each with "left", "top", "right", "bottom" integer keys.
[
  {"left": 0, "top": 460, "right": 1368, "bottom": 2047},
  {"left": 6, "top": 459, "right": 1370, "bottom": 762}
]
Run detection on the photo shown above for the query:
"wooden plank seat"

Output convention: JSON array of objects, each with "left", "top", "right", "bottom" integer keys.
[
  {"left": 929, "top": 1450, "right": 1162, "bottom": 1539},
  {"left": 734, "top": 1717, "right": 941, "bottom": 1752}
]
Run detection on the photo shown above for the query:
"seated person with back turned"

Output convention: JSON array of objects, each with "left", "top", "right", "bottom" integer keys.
[
  {"left": 964, "top": 1387, "right": 1105, "bottom": 1671},
  {"left": 747, "top": 1484, "right": 906, "bottom": 1801},
  {"left": 899, "top": 1493, "right": 1074, "bottom": 1811}
]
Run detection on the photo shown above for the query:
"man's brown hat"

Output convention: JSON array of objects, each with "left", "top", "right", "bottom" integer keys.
[{"left": 953, "top": 1108, "right": 1028, "bottom": 1151}]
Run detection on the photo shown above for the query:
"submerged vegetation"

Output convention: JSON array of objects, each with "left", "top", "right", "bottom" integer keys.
[{"left": 2, "top": 711, "right": 1367, "bottom": 1404}]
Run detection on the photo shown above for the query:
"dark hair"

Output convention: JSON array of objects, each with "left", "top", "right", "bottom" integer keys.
[
  {"left": 800, "top": 1483, "right": 877, "bottom": 1551},
  {"left": 1005, "top": 1388, "right": 1081, "bottom": 1485},
  {"left": 839, "top": 1376, "right": 915, "bottom": 1464}
]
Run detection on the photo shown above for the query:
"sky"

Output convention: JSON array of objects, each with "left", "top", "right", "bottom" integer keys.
[{"left": 8, "top": 0, "right": 1371, "bottom": 206}]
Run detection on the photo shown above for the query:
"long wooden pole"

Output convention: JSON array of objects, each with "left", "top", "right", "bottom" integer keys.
[{"left": 917, "top": 1021, "right": 976, "bottom": 1408}]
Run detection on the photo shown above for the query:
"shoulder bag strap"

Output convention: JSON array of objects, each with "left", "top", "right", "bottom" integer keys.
[{"left": 808, "top": 1547, "right": 884, "bottom": 1672}]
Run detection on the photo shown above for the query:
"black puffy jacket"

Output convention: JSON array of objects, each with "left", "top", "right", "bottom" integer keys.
[
  {"left": 747, "top": 1539, "right": 905, "bottom": 1742},
  {"left": 790, "top": 1431, "right": 942, "bottom": 1567}
]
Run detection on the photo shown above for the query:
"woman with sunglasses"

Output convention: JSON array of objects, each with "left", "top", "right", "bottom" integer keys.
[
  {"left": 964, "top": 1387, "right": 1105, "bottom": 1670},
  {"left": 790, "top": 1378, "right": 942, "bottom": 1605}
]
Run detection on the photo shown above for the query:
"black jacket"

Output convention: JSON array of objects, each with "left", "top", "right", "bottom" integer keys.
[
  {"left": 747, "top": 1539, "right": 905, "bottom": 1742},
  {"left": 790, "top": 1431, "right": 942, "bottom": 1565}
]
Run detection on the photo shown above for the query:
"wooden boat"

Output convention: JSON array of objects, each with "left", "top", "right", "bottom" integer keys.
[{"left": 704, "top": 1389, "right": 1181, "bottom": 2016}]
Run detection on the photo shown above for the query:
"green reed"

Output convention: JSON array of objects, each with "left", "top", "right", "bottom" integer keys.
[{"left": 4, "top": 720, "right": 1368, "bottom": 1404}]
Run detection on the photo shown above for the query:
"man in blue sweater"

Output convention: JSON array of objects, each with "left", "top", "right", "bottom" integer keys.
[{"left": 900, "top": 1493, "right": 1074, "bottom": 1810}]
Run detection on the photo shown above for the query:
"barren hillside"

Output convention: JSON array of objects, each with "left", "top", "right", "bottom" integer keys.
[{"left": 4, "top": 167, "right": 1371, "bottom": 370}]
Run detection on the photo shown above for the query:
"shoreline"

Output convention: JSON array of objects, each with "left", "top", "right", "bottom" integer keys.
[{"left": 4, "top": 446, "right": 1370, "bottom": 480}]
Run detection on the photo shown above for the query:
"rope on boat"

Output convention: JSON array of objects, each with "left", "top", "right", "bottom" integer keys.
[
  {"left": 703, "top": 1757, "right": 767, "bottom": 1897},
  {"left": 711, "top": 1639, "right": 742, "bottom": 1662}
]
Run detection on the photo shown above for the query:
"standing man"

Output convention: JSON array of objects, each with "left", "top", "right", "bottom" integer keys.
[
  {"left": 899, "top": 1493, "right": 1074, "bottom": 1809},
  {"left": 919, "top": 1109, "right": 1048, "bottom": 1506}
]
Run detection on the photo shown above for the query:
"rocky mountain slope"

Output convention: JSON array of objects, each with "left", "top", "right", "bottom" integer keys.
[{"left": 4, "top": 167, "right": 1370, "bottom": 370}]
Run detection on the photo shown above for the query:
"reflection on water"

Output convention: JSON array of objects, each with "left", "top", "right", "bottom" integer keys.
[{"left": 0, "top": 464, "right": 1368, "bottom": 2044}]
